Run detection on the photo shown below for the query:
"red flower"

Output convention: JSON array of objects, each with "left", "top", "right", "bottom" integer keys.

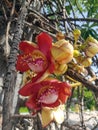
[
  {"left": 19, "top": 78, "right": 71, "bottom": 111},
  {"left": 16, "top": 32, "right": 55, "bottom": 82}
]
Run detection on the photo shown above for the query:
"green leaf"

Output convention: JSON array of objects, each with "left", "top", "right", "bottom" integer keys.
[{"left": 19, "top": 107, "right": 29, "bottom": 113}]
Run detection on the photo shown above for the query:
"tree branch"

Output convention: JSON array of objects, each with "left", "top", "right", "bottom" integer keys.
[
  {"left": 67, "top": 69, "right": 98, "bottom": 93},
  {"left": 59, "top": 18, "right": 98, "bottom": 23}
]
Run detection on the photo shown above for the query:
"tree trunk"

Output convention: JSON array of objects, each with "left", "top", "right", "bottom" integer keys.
[{"left": 2, "top": 1, "right": 29, "bottom": 130}]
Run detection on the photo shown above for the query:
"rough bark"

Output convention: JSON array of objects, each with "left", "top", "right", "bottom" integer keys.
[{"left": 2, "top": 1, "right": 29, "bottom": 130}]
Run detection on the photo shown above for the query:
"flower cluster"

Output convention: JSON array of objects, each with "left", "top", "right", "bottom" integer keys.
[
  {"left": 16, "top": 32, "right": 73, "bottom": 127},
  {"left": 72, "top": 29, "right": 98, "bottom": 75}
]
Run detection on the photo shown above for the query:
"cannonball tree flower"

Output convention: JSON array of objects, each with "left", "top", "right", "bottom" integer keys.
[
  {"left": 84, "top": 36, "right": 98, "bottom": 57},
  {"left": 19, "top": 78, "right": 71, "bottom": 126},
  {"left": 51, "top": 39, "right": 73, "bottom": 75},
  {"left": 85, "top": 42, "right": 98, "bottom": 57},
  {"left": 16, "top": 32, "right": 55, "bottom": 82},
  {"left": 51, "top": 39, "right": 73, "bottom": 64}
]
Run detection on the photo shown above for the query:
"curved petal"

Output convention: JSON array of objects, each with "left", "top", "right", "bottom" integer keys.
[
  {"left": 51, "top": 40, "right": 73, "bottom": 64},
  {"left": 54, "top": 63, "right": 68, "bottom": 76},
  {"left": 37, "top": 32, "right": 52, "bottom": 56},
  {"left": 47, "top": 56, "right": 55, "bottom": 73},
  {"left": 31, "top": 69, "right": 50, "bottom": 83},
  {"left": 62, "top": 82, "right": 71, "bottom": 96},
  {"left": 42, "top": 100, "right": 60, "bottom": 108},
  {"left": 16, "top": 50, "right": 48, "bottom": 73},
  {"left": 53, "top": 106, "right": 64, "bottom": 124},
  {"left": 39, "top": 90, "right": 58, "bottom": 104},
  {"left": 19, "top": 41, "right": 38, "bottom": 53},
  {"left": 19, "top": 82, "right": 41, "bottom": 96},
  {"left": 41, "top": 107, "right": 53, "bottom": 127},
  {"left": 59, "top": 93, "right": 68, "bottom": 104},
  {"left": 19, "top": 81, "right": 34, "bottom": 96}
]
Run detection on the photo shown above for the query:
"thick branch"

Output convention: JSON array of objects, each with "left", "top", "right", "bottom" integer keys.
[{"left": 67, "top": 69, "right": 98, "bottom": 93}]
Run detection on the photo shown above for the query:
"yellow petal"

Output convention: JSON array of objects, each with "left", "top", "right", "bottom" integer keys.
[
  {"left": 41, "top": 105, "right": 65, "bottom": 127},
  {"left": 87, "top": 44, "right": 98, "bottom": 55},
  {"left": 85, "top": 52, "right": 93, "bottom": 57},
  {"left": 51, "top": 46, "right": 65, "bottom": 61},
  {"left": 55, "top": 39, "right": 68, "bottom": 47},
  {"left": 41, "top": 107, "right": 53, "bottom": 127},
  {"left": 51, "top": 40, "right": 73, "bottom": 64},
  {"left": 53, "top": 106, "right": 65, "bottom": 124},
  {"left": 85, "top": 36, "right": 98, "bottom": 57}
]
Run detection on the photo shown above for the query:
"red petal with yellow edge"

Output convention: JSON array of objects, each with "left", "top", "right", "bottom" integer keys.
[
  {"left": 37, "top": 32, "right": 52, "bottom": 56},
  {"left": 16, "top": 54, "right": 30, "bottom": 72},
  {"left": 19, "top": 41, "right": 38, "bottom": 53}
]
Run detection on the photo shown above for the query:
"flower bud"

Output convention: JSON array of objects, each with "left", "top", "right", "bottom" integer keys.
[
  {"left": 54, "top": 63, "right": 68, "bottom": 76},
  {"left": 85, "top": 43, "right": 98, "bottom": 57},
  {"left": 85, "top": 36, "right": 98, "bottom": 57},
  {"left": 51, "top": 39, "right": 73, "bottom": 64},
  {"left": 73, "top": 29, "right": 81, "bottom": 42},
  {"left": 82, "top": 57, "right": 92, "bottom": 67},
  {"left": 73, "top": 50, "right": 80, "bottom": 57}
]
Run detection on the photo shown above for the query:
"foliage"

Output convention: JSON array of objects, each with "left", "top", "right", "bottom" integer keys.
[
  {"left": 65, "top": 0, "right": 98, "bottom": 40},
  {"left": 83, "top": 88, "right": 96, "bottom": 110},
  {"left": 72, "top": 87, "right": 96, "bottom": 110}
]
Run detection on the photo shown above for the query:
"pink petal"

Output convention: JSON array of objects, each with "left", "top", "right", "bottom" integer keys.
[
  {"left": 39, "top": 90, "right": 58, "bottom": 104},
  {"left": 28, "top": 58, "right": 46, "bottom": 73}
]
